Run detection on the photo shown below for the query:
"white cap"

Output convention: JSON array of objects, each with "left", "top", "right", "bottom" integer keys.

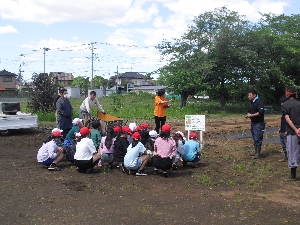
[
  {"left": 175, "top": 131, "right": 184, "bottom": 137},
  {"left": 52, "top": 128, "right": 63, "bottom": 133},
  {"left": 149, "top": 130, "right": 158, "bottom": 138},
  {"left": 72, "top": 118, "right": 82, "bottom": 125},
  {"left": 129, "top": 123, "right": 137, "bottom": 132}
]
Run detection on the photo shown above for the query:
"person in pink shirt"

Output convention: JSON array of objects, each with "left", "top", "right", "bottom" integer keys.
[
  {"left": 152, "top": 124, "right": 176, "bottom": 177},
  {"left": 100, "top": 127, "right": 116, "bottom": 170}
]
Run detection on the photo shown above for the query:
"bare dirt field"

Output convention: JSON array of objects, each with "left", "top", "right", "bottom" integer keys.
[{"left": 1, "top": 115, "right": 300, "bottom": 225}]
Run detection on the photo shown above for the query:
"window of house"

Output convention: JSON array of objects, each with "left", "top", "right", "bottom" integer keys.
[
  {"left": 134, "top": 81, "right": 137, "bottom": 84},
  {"left": 3, "top": 77, "right": 12, "bottom": 82}
]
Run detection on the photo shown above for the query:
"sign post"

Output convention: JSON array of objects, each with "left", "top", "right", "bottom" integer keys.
[{"left": 185, "top": 115, "right": 205, "bottom": 148}]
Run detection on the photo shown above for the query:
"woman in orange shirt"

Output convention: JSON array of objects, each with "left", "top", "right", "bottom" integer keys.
[{"left": 154, "top": 89, "right": 173, "bottom": 133}]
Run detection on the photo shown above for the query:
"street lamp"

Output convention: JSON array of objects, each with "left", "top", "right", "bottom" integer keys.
[{"left": 43, "top": 47, "right": 50, "bottom": 75}]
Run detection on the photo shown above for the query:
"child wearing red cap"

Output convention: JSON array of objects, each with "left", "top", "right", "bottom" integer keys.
[
  {"left": 152, "top": 124, "right": 176, "bottom": 177},
  {"left": 113, "top": 126, "right": 131, "bottom": 173},
  {"left": 124, "top": 132, "right": 150, "bottom": 175},
  {"left": 140, "top": 123, "right": 150, "bottom": 145},
  {"left": 37, "top": 130, "right": 66, "bottom": 171},
  {"left": 74, "top": 127, "right": 102, "bottom": 173},
  {"left": 182, "top": 132, "right": 201, "bottom": 168}
]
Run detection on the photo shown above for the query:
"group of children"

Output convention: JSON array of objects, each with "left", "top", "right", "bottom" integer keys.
[{"left": 37, "top": 119, "right": 202, "bottom": 177}]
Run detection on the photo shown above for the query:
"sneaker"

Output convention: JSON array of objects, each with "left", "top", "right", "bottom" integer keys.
[
  {"left": 119, "top": 164, "right": 126, "bottom": 173},
  {"left": 171, "top": 164, "right": 178, "bottom": 170},
  {"left": 136, "top": 170, "right": 147, "bottom": 176},
  {"left": 163, "top": 171, "right": 169, "bottom": 178},
  {"left": 153, "top": 169, "right": 158, "bottom": 175},
  {"left": 48, "top": 163, "right": 61, "bottom": 171}
]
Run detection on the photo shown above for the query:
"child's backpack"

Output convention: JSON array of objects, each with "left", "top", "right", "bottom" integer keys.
[{"left": 66, "top": 140, "right": 77, "bottom": 163}]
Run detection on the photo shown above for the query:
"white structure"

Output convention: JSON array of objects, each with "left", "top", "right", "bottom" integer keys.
[
  {"left": 88, "top": 87, "right": 104, "bottom": 97},
  {"left": 65, "top": 87, "right": 80, "bottom": 98},
  {"left": 0, "top": 102, "right": 38, "bottom": 135}
]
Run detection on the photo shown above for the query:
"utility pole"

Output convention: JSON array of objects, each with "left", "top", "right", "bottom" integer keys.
[
  {"left": 90, "top": 42, "right": 96, "bottom": 89},
  {"left": 18, "top": 64, "right": 24, "bottom": 97},
  {"left": 43, "top": 47, "right": 50, "bottom": 75},
  {"left": 116, "top": 66, "right": 118, "bottom": 93}
]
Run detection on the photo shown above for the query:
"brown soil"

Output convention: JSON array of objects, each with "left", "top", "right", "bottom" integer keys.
[{"left": 1, "top": 114, "right": 300, "bottom": 225}]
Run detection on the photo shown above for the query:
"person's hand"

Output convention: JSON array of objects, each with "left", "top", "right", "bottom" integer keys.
[{"left": 169, "top": 99, "right": 174, "bottom": 102}]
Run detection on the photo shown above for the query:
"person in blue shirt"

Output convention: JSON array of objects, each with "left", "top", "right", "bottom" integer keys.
[{"left": 182, "top": 132, "right": 201, "bottom": 168}]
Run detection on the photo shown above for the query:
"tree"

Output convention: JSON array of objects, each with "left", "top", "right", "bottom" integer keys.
[
  {"left": 157, "top": 7, "right": 253, "bottom": 108},
  {"left": 27, "top": 73, "right": 57, "bottom": 113},
  {"left": 189, "top": 7, "right": 253, "bottom": 108}
]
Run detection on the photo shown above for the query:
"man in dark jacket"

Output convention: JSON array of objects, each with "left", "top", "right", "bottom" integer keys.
[
  {"left": 56, "top": 88, "right": 73, "bottom": 138},
  {"left": 246, "top": 88, "right": 265, "bottom": 159}
]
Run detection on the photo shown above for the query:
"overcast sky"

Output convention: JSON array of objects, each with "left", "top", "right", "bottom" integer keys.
[{"left": 0, "top": 0, "right": 299, "bottom": 81}]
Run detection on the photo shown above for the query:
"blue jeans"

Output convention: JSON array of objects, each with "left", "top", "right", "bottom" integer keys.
[
  {"left": 102, "top": 153, "right": 114, "bottom": 163},
  {"left": 251, "top": 122, "right": 265, "bottom": 146}
]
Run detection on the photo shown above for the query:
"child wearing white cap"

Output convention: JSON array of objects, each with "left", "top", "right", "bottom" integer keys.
[{"left": 65, "top": 118, "right": 83, "bottom": 142}]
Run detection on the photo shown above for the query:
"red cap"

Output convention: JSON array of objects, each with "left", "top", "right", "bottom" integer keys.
[
  {"left": 135, "top": 126, "right": 142, "bottom": 131},
  {"left": 113, "top": 126, "right": 121, "bottom": 133},
  {"left": 122, "top": 126, "right": 132, "bottom": 135},
  {"left": 141, "top": 123, "right": 149, "bottom": 129},
  {"left": 189, "top": 132, "right": 198, "bottom": 139},
  {"left": 132, "top": 132, "right": 141, "bottom": 139},
  {"left": 162, "top": 124, "right": 172, "bottom": 133},
  {"left": 52, "top": 130, "right": 63, "bottom": 137},
  {"left": 80, "top": 127, "right": 91, "bottom": 136}
]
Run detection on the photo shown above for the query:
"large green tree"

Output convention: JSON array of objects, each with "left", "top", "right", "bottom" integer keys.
[{"left": 157, "top": 7, "right": 253, "bottom": 108}]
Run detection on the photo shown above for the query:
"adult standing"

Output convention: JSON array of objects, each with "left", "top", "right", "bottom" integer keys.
[
  {"left": 56, "top": 88, "right": 73, "bottom": 138},
  {"left": 281, "top": 86, "right": 300, "bottom": 180},
  {"left": 80, "top": 91, "right": 106, "bottom": 126},
  {"left": 154, "top": 89, "right": 173, "bottom": 133},
  {"left": 246, "top": 88, "right": 265, "bottom": 159}
]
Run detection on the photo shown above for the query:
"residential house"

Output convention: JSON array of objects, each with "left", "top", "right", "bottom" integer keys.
[
  {"left": 115, "top": 72, "right": 151, "bottom": 86},
  {"left": 50, "top": 72, "right": 74, "bottom": 87},
  {"left": 0, "top": 70, "right": 17, "bottom": 91}
]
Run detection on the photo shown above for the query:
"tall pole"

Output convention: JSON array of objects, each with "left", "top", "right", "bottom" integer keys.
[
  {"left": 91, "top": 42, "right": 94, "bottom": 89},
  {"left": 116, "top": 66, "right": 118, "bottom": 93},
  {"left": 43, "top": 47, "right": 49, "bottom": 75}
]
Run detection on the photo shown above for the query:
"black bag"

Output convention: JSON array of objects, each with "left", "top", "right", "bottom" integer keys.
[
  {"left": 66, "top": 140, "right": 77, "bottom": 163},
  {"left": 152, "top": 155, "right": 172, "bottom": 171}
]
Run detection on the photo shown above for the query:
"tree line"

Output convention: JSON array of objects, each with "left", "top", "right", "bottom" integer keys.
[{"left": 156, "top": 7, "right": 300, "bottom": 108}]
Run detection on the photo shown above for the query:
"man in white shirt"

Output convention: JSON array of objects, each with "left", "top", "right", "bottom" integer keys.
[{"left": 80, "top": 91, "right": 106, "bottom": 126}]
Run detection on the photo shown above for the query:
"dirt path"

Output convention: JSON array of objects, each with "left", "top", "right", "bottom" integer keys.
[{"left": 2, "top": 114, "right": 300, "bottom": 225}]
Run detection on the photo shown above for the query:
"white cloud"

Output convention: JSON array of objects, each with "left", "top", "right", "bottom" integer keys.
[
  {"left": 0, "top": 25, "right": 18, "bottom": 34},
  {"left": 21, "top": 38, "right": 91, "bottom": 53},
  {"left": 0, "top": 0, "right": 158, "bottom": 25},
  {"left": 163, "top": 0, "right": 289, "bottom": 22}
]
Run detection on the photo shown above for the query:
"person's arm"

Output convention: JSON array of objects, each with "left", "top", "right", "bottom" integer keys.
[
  {"left": 285, "top": 114, "right": 300, "bottom": 136},
  {"left": 56, "top": 98, "right": 66, "bottom": 116},
  {"left": 84, "top": 98, "right": 91, "bottom": 113}
]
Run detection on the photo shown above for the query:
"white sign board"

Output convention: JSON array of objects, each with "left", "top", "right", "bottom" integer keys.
[{"left": 185, "top": 115, "right": 205, "bottom": 131}]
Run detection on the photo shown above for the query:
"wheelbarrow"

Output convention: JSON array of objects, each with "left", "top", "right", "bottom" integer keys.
[{"left": 87, "top": 112, "right": 123, "bottom": 136}]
